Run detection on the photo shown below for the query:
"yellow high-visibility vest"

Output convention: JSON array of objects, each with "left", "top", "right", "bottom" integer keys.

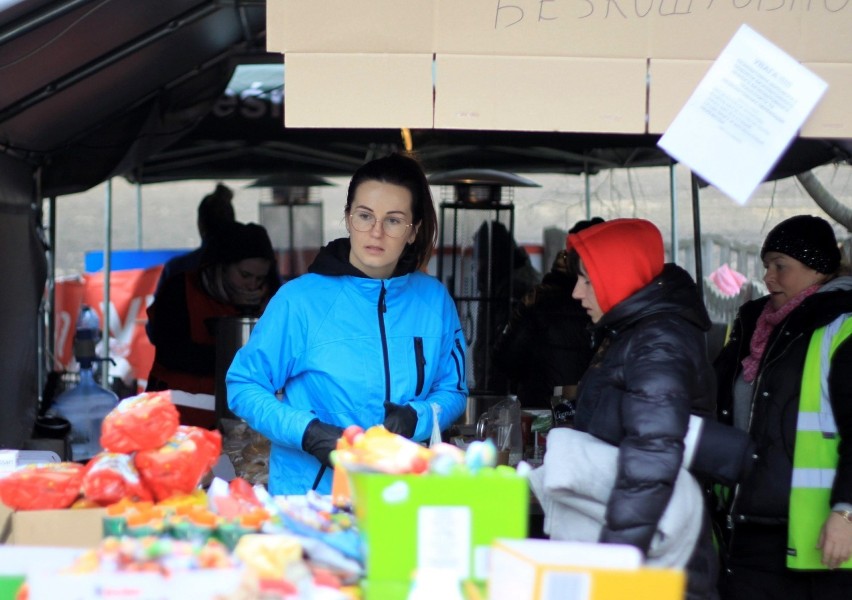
[{"left": 787, "top": 313, "right": 852, "bottom": 570}]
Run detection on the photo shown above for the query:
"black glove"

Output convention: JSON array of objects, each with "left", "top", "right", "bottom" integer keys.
[
  {"left": 301, "top": 419, "right": 344, "bottom": 467},
  {"left": 383, "top": 401, "right": 418, "bottom": 438}
]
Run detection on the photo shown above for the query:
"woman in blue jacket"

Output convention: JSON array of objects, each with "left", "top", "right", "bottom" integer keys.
[{"left": 226, "top": 153, "right": 468, "bottom": 495}]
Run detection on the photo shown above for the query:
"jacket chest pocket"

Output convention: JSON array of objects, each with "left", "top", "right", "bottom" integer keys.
[{"left": 413, "top": 337, "right": 426, "bottom": 397}]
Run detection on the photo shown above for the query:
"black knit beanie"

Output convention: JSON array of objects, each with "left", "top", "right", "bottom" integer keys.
[
  {"left": 761, "top": 215, "right": 841, "bottom": 274},
  {"left": 201, "top": 221, "right": 275, "bottom": 266}
]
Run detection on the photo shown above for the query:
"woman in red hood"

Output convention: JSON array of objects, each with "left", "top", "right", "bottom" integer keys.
[{"left": 566, "top": 218, "right": 719, "bottom": 600}]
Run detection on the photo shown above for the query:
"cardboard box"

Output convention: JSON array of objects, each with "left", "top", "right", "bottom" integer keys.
[
  {"left": 800, "top": 62, "right": 852, "bottom": 138},
  {"left": 0, "top": 505, "right": 105, "bottom": 548},
  {"left": 488, "top": 538, "right": 685, "bottom": 600},
  {"left": 349, "top": 471, "right": 528, "bottom": 599},
  {"left": 267, "top": 0, "right": 436, "bottom": 54},
  {"left": 271, "top": 0, "right": 852, "bottom": 61},
  {"left": 283, "top": 53, "right": 434, "bottom": 128},
  {"left": 435, "top": 55, "right": 647, "bottom": 132},
  {"left": 647, "top": 59, "right": 713, "bottom": 134},
  {"left": 270, "top": 1, "right": 852, "bottom": 135}
]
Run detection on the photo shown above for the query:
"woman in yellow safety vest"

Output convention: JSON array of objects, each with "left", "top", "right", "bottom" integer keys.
[{"left": 714, "top": 215, "right": 852, "bottom": 599}]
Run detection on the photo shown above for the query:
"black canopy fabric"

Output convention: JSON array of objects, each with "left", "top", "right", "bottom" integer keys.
[
  {"left": 0, "top": 0, "right": 266, "bottom": 197},
  {"left": 0, "top": 0, "right": 268, "bottom": 448},
  {"left": 127, "top": 63, "right": 852, "bottom": 185},
  {"left": 0, "top": 1, "right": 850, "bottom": 449}
]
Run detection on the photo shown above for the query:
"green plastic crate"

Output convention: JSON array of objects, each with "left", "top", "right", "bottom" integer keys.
[
  {"left": 0, "top": 576, "right": 24, "bottom": 600},
  {"left": 350, "top": 470, "right": 529, "bottom": 599}
]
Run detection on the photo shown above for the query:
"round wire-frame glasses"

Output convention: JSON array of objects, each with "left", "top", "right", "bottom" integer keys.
[{"left": 348, "top": 210, "right": 414, "bottom": 238}]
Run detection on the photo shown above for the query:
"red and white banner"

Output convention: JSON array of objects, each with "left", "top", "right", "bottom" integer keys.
[{"left": 54, "top": 266, "right": 162, "bottom": 391}]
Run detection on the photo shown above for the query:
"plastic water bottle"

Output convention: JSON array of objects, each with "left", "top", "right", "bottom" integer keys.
[
  {"left": 50, "top": 366, "right": 118, "bottom": 461},
  {"left": 49, "top": 306, "right": 118, "bottom": 462}
]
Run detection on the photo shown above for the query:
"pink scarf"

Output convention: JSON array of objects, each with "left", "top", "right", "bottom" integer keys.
[{"left": 741, "top": 285, "right": 820, "bottom": 383}]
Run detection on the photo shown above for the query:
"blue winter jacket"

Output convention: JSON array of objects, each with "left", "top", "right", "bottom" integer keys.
[{"left": 226, "top": 238, "right": 468, "bottom": 495}]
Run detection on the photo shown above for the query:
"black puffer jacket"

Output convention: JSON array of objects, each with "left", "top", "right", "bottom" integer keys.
[
  {"left": 574, "top": 263, "right": 716, "bottom": 554},
  {"left": 714, "top": 278, "right": 852, "bottom": 524},
  {"left": 491, "top": 267, "right": 593, "bottom": 408}
]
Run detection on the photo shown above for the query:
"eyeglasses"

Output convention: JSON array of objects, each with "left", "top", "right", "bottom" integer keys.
[{"left": 349, "top": 209, "right": 414, "bottom": 238}]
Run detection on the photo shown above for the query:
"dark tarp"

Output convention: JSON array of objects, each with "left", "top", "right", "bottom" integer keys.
[
  {"left": 0, "top": 0, "right": 266, "bottom": 447},
  {"left": 0, "top": 1, "right": 850, "bottom": 449}
]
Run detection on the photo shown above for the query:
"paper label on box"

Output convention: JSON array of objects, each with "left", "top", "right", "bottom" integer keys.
[
  {"left": 28, "top": 569, "right": 244, "bottom": 600},
  {"left": 542, "top": 571, "right": 592, "bottom": 600},
  {"left": 417, "top": 506, "right": 471, "bottom": 578},
  {"left": 0, "top": 450, "right": 18, "bottom": 474}
]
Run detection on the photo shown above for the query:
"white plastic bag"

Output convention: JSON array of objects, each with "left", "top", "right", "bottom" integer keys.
[{"left": 429, "top": 403, "right": 442, "bottom": 447}]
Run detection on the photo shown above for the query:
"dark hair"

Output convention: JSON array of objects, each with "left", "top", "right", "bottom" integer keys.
[
  {"left": 565, "top": 217, "right": 604, "bottom": 276},
  {"left": 198, "top": 183, "right": 236, "bottom": 239},
  {"left": 345, "top": 153, "right": 437, "bottom": 270},
  {"left": 566, "top": 247, "right": 582, "bottom": 277}
]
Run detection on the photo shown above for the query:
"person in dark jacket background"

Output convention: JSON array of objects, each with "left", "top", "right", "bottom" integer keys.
[
  {"left": 146, "top": 220, "right": 280, "bottom": 427},
  {"left": 153, "top": 183, "right": 236, "bottom": 297},
  {"left": 491, "top": 217, "right": 602, "bottom": 409},
  {"left": 714, "top": 215, "right": 852, "bottom": 600},
  {"left": 567, "top": 218, "right": 718, "bottom": 600}
]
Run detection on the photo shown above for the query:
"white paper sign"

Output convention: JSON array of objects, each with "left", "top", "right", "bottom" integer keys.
[
  {"left": 417, "top": 506, "right": 471, "bottom": 578},
  {"left": 658, "top": 24, "right": 828, "bottom": 205}
]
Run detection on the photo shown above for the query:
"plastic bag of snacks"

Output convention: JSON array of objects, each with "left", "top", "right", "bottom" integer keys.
[
  {"left": 0, "top": 462, "right": 84, "bottom": 510},
  {"left": 134, "top": 426, "right": 222, "bottom": 502},
  {"left": 100, "top": 391, "right": 180, "bottom": 454},
  {"left": 81, "top": 452, "right": 152, "bottom": 506}
]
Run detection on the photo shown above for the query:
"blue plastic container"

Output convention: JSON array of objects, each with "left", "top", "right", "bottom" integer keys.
[{"left": 49, "top": 367, "right": 118, "bottom": 461}]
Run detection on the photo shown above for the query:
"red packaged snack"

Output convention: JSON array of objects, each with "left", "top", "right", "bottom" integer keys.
[
  {"left": 100, "top": 391, "right": 180, "bottom": 454},
  {"left": 134, "top": 426, "right": 222, "bottom": 502},
  {"left": 81, "top": 452, "right": 152, "bottom": 506},
  {"left": 0, "top": 462, "right": 84, "bottom": 510}
]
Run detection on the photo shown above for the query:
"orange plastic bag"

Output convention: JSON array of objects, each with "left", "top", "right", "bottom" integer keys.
[
  {"left": 81, "top": 452, "right": 152, "bottom": 506},
  {"left": 0, "top": 462, "right": 84, "bottom": 510},
  {"left": 101, "top": 391, "right": 180, "bottom": 454},
  {"left": 134, "top": 426, "right": 221, "bottom": 502}
]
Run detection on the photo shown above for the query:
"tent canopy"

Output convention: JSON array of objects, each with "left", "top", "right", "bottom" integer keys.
[
  {"left": 0, "top": 2, "right": 848, "bottom": 195},
  {"left": 0, "top": 0, "right": 851, "bottom": 451}
]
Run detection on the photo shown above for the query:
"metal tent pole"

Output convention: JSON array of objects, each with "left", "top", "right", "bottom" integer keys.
[
  {"left": 670, "top": 163, "right": 678, "bottom": 265},
  {"left": 691, "top": 172, "right": 704, "bottom": 305},
  {"left": 135, "top": 181, "right": 143, "bottom": 249},
  {"left": 101, "top": 180, "right": 113, "bottom": 383}
]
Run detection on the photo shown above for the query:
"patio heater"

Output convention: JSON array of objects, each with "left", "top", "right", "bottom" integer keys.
[
  {"left": 428, "top": 169, "right": 540, "bottom": 396},
  {"left": 248, "top": 173, "right": 333, "bottom": 281}
]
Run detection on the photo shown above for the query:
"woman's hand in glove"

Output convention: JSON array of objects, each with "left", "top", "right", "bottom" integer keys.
[
  {"left": 301, "top": 419, "right": 344, "bottom": 467},
  {"left": 383, "top": 401, "right": 418, "bottom": 438}
]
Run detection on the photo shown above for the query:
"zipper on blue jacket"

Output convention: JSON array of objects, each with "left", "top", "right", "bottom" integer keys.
[
  {"left": 414, "top": 337, "right": 425, "bottom": 396},
  {"left": 378, "top": 282, "right": 391, "bottom": 402},
  {"left": 453, "top": 333, "right": 465, "bottom": 391}
]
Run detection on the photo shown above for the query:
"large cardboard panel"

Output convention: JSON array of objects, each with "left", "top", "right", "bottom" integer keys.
[
  {"left": 648, "top": 13, "right": 791, "bottom": 61},
  {"left": 284, "top": 54, "right": 434, "bottom": 128},
  {"left": 6, "top": 508, "right": 105, "bottom": 548},
  {"left": 434, "top": 55, "right": 647, "bottom": 133},
  {"left": 800, "top": 63, "right": 852, "bottom": 138},
  {"left": 650, "top": 60, "right": 852, "bottom": 139},
  {"left": 267, "top": 0, "right": 436, "bottom": 54},
  {"left": 800, "top": 12, "right": 852, "bottom": 63},
  {"left": 271, "top": 0, "right": 852, "bottom": 61},
  {"left": 433, "top": 0, "right": 650, "bottom": 59},
  {"left": 647, "top": 60, "right": 712, "bottom": 134}
]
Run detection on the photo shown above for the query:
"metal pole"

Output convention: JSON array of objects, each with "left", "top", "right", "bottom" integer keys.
[
  {"left": 584, "top": 167, "right": 591, "bottom": 220},
  {"left": 101, "top": 180, "right": 113, "bottom": 383},
  {"left": 669, "top": 163, "right": 678, "bottom": 265},
  {"left": 135, "top": 181, "right": 143, "bottom": 249},
  {"left": 691, "top": 172, "right": 704, "bottom": 305}
]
